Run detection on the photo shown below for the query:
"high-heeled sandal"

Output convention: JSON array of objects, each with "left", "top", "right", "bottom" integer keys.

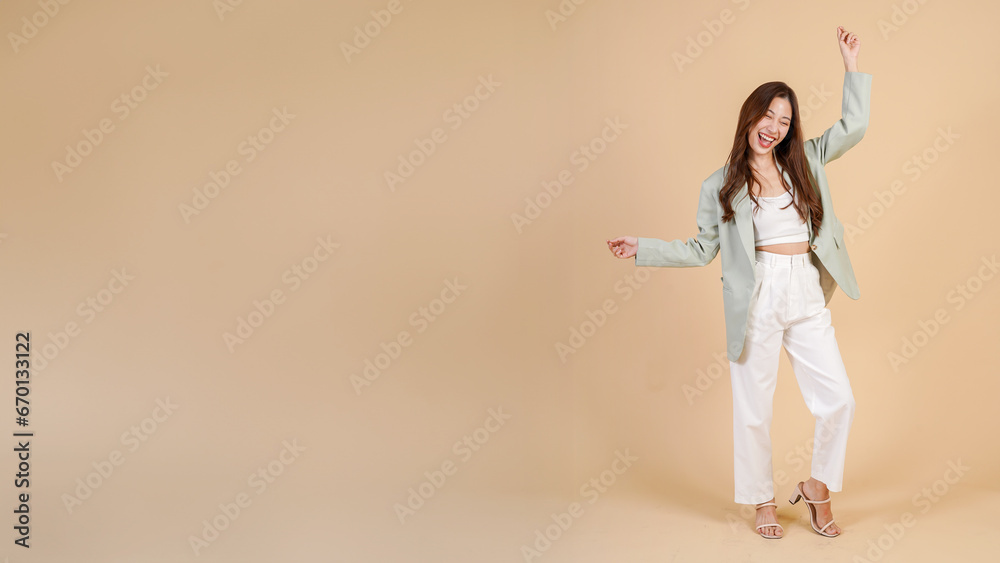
[
  {"left": 788, "top": 481, "right": 840, "bottom": 537},
  {"left": 754, "top": 502, "right": 783, "bottom": 539}
]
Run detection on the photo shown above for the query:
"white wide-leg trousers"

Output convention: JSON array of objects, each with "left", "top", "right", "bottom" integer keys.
[{"left": 729, "top": 250, "right": 856, "bottom": 505}]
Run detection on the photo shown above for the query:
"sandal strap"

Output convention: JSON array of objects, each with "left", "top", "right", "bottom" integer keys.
[
  {"left": 755, "top": 502, "right": 777, "bottom": 508},
  {"left": 756, "top": 522, "right": 783, "bottom": 530},
  {"left": 818, "top": 519, "right": 836, "bottom": 533}
]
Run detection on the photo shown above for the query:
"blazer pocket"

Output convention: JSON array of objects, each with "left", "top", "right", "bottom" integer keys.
[{"left": 833, "top": 221, "right": 845, "bottom": 249}]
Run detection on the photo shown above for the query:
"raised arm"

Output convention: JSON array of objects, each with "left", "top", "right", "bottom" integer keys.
[{"left": 804, "top": 26, "right": 872, "bottom": 165}]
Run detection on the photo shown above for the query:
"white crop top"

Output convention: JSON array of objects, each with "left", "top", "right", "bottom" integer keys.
[{"left": 751, "top": 190, "right": 809, "bottom": 246}]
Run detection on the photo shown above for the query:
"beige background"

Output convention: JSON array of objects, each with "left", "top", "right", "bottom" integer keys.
[{"left": 1, "top": 0, "right": 997, "bottom": 561}]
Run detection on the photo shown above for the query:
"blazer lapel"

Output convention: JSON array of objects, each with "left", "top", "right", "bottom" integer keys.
[{"left": 734, "top": 183, "right": 756, "bottom": 267}]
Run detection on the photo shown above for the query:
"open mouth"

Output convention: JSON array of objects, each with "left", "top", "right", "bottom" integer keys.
[{"left": 757, "top": 132, "right": 776, "bottom": 148}]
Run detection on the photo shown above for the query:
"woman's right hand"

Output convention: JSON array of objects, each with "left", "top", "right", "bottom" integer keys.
[{"left": 607, "top": 236, "right": 637, "bottom": 259}]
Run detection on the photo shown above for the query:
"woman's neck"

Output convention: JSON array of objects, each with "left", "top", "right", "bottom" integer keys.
[{"left": 749, "top": 152, "right": 778, "bottom": 172}]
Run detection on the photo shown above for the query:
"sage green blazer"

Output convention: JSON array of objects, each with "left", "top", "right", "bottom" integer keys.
[{"left": 635, "top": 71, "right": 872, "bottom": 362}]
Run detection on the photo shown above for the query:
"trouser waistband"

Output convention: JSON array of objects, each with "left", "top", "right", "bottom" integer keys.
[{"left": 754, "top": 249, "right": 812, "bottom": 267}]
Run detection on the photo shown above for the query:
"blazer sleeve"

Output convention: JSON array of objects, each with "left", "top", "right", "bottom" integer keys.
[
  {"left": 804, "top": 71, "right": 872, "bottom": 166},
  {"left": 634, "top": 172, "right": 721, "bottom": 268}
]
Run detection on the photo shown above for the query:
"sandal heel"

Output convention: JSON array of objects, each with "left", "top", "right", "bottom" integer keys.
[{"left": 788, "top": 481, "right": 840, "bottom": 537}]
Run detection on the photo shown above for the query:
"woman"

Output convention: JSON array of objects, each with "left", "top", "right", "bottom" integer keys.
[{"left": 606, "top": 26, "right": 870, "bottom": 539}]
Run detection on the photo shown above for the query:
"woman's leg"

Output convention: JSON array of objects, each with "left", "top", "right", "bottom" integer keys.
[
  {"left": 782, "top": 257, "right": 856, "bottom": 535},
  {"left": 782, "top": 266, "right": 856, "bottom": 493},
  {"left": 729, "top": 257, "right": 785, "bottom": 505}
]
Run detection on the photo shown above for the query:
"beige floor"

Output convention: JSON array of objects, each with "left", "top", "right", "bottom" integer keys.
[{"left": 335, "top": 484, "right": 997, "bottom": 562}]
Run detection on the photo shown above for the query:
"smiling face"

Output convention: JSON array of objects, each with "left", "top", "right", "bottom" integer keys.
[{"left": 747, "top": 96, "right": 792, "bottom": 157}]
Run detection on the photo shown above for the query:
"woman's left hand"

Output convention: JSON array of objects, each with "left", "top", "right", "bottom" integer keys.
[{"left": 837, "top": 26, "right": 860, "bottom": 70}]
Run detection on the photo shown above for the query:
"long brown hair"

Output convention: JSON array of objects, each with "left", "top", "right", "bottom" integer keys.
[{"left": 719, "top": 81, "right": 822, "bottom": 234}]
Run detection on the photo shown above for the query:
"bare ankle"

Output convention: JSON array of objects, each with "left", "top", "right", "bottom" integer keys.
[{"left": 805, "top": 478, "right": 829, "bottom": 495}]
